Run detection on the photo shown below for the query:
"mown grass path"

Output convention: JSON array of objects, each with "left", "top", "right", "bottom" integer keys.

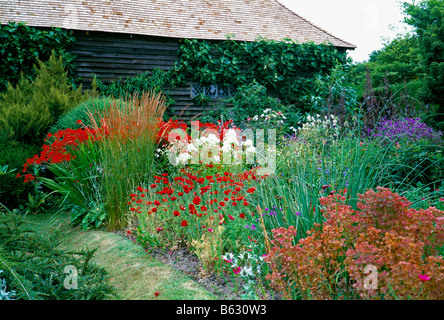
[{"left": 25, "top": 212, "right": 217, "bottom": 300}]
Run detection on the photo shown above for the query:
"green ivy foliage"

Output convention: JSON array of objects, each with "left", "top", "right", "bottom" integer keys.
[
  {"left": 172, "top": 37, "right": 347, "bottom": 108},
  {"left": 0, "top": 21, "right": 77, "bottom": 92}
]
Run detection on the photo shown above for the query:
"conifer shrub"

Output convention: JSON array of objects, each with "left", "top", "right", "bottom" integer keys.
[
  {"left": 0, "top": 206, "right": 115, "bottom": 300},
  {"left": 0, "top": 52, "right": 89, "bottom": 145}
]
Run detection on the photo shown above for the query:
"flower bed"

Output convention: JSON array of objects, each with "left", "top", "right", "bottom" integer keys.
[{"left": 16, "top": 92, "right": 444, "bottom": 300}]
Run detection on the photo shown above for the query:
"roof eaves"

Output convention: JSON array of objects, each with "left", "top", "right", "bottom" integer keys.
[{"left": 274, "top": 0, "right": 356, "bottom": 49}]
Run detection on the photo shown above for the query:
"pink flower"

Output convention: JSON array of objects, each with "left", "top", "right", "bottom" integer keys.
[
  {"left": 439, "top": 198, "right": 444, "bottom": 202},
  {"left": 233, "top": 266, "right": 241, "bottom": 275},
  {"left": 208, "top": 228, "right": 213, "bottom": 233},
  {"left": 419, "top": 274, "right": 431, "bottom": 282}
]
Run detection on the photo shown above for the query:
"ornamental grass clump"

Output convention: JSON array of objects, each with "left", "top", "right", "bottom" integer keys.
[
  {"left": 264, "top": 187, "right": 444, "bottom": 300},
  {"left": 254, "top": 136, "right": 394, "bottom": 239},
  {"left": 88, "top": 90, "right": 168, "bottom": 230}
]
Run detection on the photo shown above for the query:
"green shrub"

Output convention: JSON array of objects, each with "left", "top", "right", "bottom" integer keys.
[
  {"left": 0, "top": 52, "right": 88, "bottom": 145},
  {"left": 201, "top": 82, "right": 302, "bottom": 130},
  {"left": 0, "top": 207, "right": 115, "bottom": 300},
  {"left": 49, "top": 96, "right": 125, "bottom": 134},
  {"left": 95, "top": 68, "right": 175, "bottom": 105}
]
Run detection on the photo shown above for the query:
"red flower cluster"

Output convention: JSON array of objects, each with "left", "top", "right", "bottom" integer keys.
[
  {"left": 17, "top": 127, "right": 98, "bottom": 182},
  {"left": 155, "top": 119, "right": 237, "bottom": 145},
  {"left": 127, "top": 168, "right": 261, "bottom": 233}
]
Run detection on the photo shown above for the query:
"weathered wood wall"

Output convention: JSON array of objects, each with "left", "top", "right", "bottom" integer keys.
[{"left": 70, "top": 30, "right": 204, "bottom": 120}]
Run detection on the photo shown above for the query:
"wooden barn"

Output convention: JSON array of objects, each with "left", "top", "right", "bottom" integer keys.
[{"left": 0, "top": 0, "right": 356, "bottom": 119}]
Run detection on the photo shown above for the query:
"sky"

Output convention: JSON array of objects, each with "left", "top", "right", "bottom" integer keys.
[{"left": 278, "top": 0, "right": 413, "bottom": 62}]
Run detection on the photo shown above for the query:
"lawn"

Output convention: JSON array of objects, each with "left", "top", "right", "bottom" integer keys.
[{"left": 24, "top": 211, "right": 217, "bottom": 300}]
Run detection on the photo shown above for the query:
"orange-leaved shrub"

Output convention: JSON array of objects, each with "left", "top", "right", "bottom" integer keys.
[{"left": 264, "top": 187, "right": 444, "bottom": 300}]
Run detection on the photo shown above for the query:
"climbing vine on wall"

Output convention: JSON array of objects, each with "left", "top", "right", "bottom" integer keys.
[
  {"left": 171, "top": 36, "right": 347, "bottom": 108},
  {"left": 0, "top": 22, "right": 77, "bottom": 92}
]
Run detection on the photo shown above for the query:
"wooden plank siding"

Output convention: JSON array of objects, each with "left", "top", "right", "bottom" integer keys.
[{"left": 70, "top": 30, "right": 208, "bottom": 120}]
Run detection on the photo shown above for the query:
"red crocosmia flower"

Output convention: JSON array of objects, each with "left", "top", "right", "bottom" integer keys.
[
  {"left": 247, "top": 187, "right": 256, "bottom": 193},
  {"left": 419, "top": 274, "right": 431, "bottom": 282},
  {"left": 181, "top": 220, "right": 188, "bottom": 227},
  {"left": 173, "top": 210, "right": 180, "bottom": 216},
  {"left": 239, "top": 213, "right": 245, "bottom": 219}
]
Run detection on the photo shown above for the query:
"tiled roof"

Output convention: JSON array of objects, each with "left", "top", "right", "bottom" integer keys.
[{"left": 0, "top": 0, "right": 356, "bottom": 49}]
